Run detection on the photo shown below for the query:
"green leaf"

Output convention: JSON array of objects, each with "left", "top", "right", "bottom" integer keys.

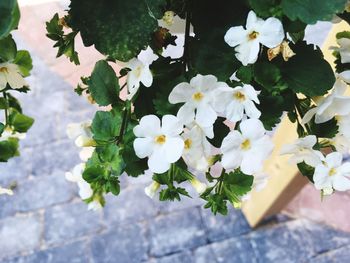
[
  {"left": 0, "top": 97, "right": 8, "bottom": 109},
  {"left": 87, "top": 60, "right": 120, "bottom": 106},
  {"left": 0, "top": 138, "right": 19, "bottom": 162},
  {"left": 191, "top": 35, "right": 240, "bottom": 81},
  {"left": 208, "top": 117, "right": 230, "bottom": 148},
  {"left": 297, "top": 162, "right": 314, "bottom": 183},
  {"left": 248, "top": 0, "right": 281, "bottom": 18},
  {"left": 82, "top": 166, "right": 104, "bottom": 182},
  {"left": 91, "top": 110, "right": 122, "bottom": 143},
  {"left": 96, "top": 144, "right": 125, "bottom": 175},
  {"left": 0, "top": 122, "right": 4, "bottom": 135},
  {"left": 13, "top": 50, "right": 33, "bottom": 77},
  {"left": 0, "top": 0, "right": 20, "bottom": 40},
  {"left": 281, "top": 0, "right": 348, "bottom": 24},
  {"left": 203, "top": 193, "right": 228, "bottom": 215},
  {"left": 236, "top": 65, "right": 253, "bottom": 84},
  {"left": 107, "top": 177, "right": 120, "bottom": 195},
  {"left": 224, "top": 170, "right": 254, "bottom": 197},
  {"left": 144, "top": 0, "right": 167, "bottom": 19},
  {"left": 9, "top": 110, "right": 34, "bottom": 133},
  {"left": 159, "top": 186, "right": 190, "bottom": 201},
  {"left": 282, "top": 42, "right": 335, "bottom": 97},
  {"left": 254, "top": 62, "right": 281, "bottom": 91},
  {"left": 0, "top": 34, "right": 17, "bottom": 61},
  {"left": 68, "top": 0, "right": 166, "bottom": 61},
  {"left": 310, "top": 117, "right": 339, "bottom": 139}
]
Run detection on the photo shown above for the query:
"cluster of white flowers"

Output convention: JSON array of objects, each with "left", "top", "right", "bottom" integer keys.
[
  {"left": 65, "top": 121, "right": 100, "bottom": 210},
  {"left": 282, "top": 76, "right": 350, "bottom": 195},
  {"left": 133, "top": 73, "right": 274, "bottom": 197}
]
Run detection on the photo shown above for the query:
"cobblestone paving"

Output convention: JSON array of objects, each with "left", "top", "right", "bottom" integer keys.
[{"left": 1, "top": 34, "right": 350, "bottom": 263}]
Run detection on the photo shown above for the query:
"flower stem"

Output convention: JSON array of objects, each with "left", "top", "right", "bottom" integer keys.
[{"left": 3, "top": 92, "right": 8, "bottom": 126}]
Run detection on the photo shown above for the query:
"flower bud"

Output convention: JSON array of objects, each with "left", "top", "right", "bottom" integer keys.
[
  {"left": 75, "top": 135, "right": 96, "bottom": 147},
  {"left": 0, "top": 186, "right": 13, "bottom": 196},
  {"left": 144, "top": 181, "right": 160, "bottom": 198},
  {"left": 162, "top": 11, "right": 175, "bottom": 27}
]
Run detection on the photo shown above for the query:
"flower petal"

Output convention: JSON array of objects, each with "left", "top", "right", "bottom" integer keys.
[
  {"left": 235, "top": 40, "right": 260, "bottom": 66},
  {"left": 196, "top": 103, "right": 217, "bottom": 128},
  {"left": 259, "top": 17, "right": 284, "bottom": 48},
  {"left": 240, "top": 119, "right": 265, "bottom": 140},
  {"left": 148, "top": 148, "right": 171, "bottom": 173},
  {"left": 243, "top": 100, "right": 261, "bottom": 119},
  {"left": 134, "top": 115, "right": 161, "bottom": 137},
  {"left": 164, "top": 137, "right": 184, "bottom": 163},
  {"left": 333, "top": 175, "right": 350, "bottom": 191},
  {"left": 325, "top": 152, "right": 343, "bottom": 168},
  {"left": 134, "top": 137, "right": 154, "bottom": 158},
  {"left": 140, "top": 66, "right": 153, "bottom": 87},
  {"left": 224, "top": 26, "right": 247, "bottom": 47},
  {"left": 169, "top": 82, "right": 193, "bottom": 104},
  {"left": 161, "top": 115, "right": 183, "bottom": 136},
  {"left": 177, "top": 103, "right": 196, "bottom": 125}
]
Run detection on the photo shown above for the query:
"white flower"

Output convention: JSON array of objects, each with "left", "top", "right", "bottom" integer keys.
[
  {"left": 224, "top": 11, "right": 284, "bottom": 66},
  {"left": 0, "top": 126, "right": 26, "bottom": 142},
  {"left": 314, "top": 152, "right": 350, "bottom": 192},
  {"left": 302, "top": 79, "right": 350, "bottom": 124},
  {"left": 336, "top": 115, "right": 350, "bottom": 139},
  {"left": 220, "top": 119, "right": 274, "bottom": 175},
  {"left": 88, "top": 200, "right": 102, "bottom": 211},
  {"left": 126, "top": 47, "right": 157, "bottom": 99},
  {"left": 190, "top": 178, "right": 207, "bottom": 194},
  {"left": 133, "top": 114, "right": 184, "bottom": 173},
  {"left": 0, "top": 62, "right": 27, "bottom": 91},
  {"left": 0, "top": 186, "right": 13, "bottom": 196},
  {"left": 169, "top": 74, "right": 224, "bottom": 134},
  {"left": 79, "top": 147, "right": 94, "bottom": 162},
  {"left": 66, "top": 121, "right": 96, "bottom": 147},
  {"left": 65, "top": 163, "right": 93, "bottom": 200},
  {"left": 336, "top": 38, "right": 350, "bottom": 64},
  {"left": 339, "top": 70, "right": 350, "bottom": 84},
  {"left": 145, "top": 181, "right": 161, "bottom": 198},
  {"left": 182, "top": 125, "right": 212, "bottom": 172},
  {"left": 331, "top": 133, "right": 350, "bottom": 154},
  {"left": 214, "top": 84, "right": 261, "bottom": 122},
  {"left": 280, "top": 135, "right": 323, "bottom": 167}
]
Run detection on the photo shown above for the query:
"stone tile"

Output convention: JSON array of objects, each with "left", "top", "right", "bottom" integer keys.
[
  {"left": 0, "top": 148, "right": 32, "bottom": 185},
  {"left": 6, "top": 241, "right": 90, "bottom": 263},
  {"left": 304, "top": 220, "right": 350, "bottom": 254},
  {"left": 151, "top": 251, "right": 193, "bottom": 263},
  {"left": 0, "top": 214, "right": 43, "bottom": 260},
  {"left": 249, "top": 220, "right": 314, "bottom": 263},
  {"left": 193, "top": 245, "right": 218, "bottom": 263},
  {"left": 308, "top": 245, "right": 350, "bottom": 263},
  {"left": 0, "top": 171, "right": 75, "bottom": 218},
  {"left": 44, "top": 202, "right": 103, "bottom": 246},
  {"left": 200, "top": 207, "right": 251, "bottom": 242},
  {"left": 91, "top": 223, "right": 148, "bottom": 263},
  {"left": 103, "top": 185, "right": 159, "bottom": 226},
  {"left": 31, "top": 140, "right": 80, "bottom": 177},
  {"left": 149, "top": 208, "right": 207, "bottom": 257},
  {"left": 211, "top": 237, "right": 257, "bottom": 263}
]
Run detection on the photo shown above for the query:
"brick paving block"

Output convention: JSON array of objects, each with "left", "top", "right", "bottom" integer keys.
[
  {"left": 6, "top": 241, "right": 90, "bottom": 263},
  {"left": 308, "top": 245, "right": 350, "bottom": 263},
  {"left": 211, "top": 237, "right": 257, "bottom": 263},
  {"left": 193, "top": 245, "right": 218, "bottom": 263},
  {"left": 200, "top": 207, "right": 251, "bottom": 242},
  {"left": 303, "top": 220, "right": 350, "bottom": 254},
  {"left": 0, "top": 214, "right": 43, "bottom": 260},
  {"left": 151, "top": 251, "right": 193, "bottom": 263},
  {"left": 249, "top": 220, "right": 314, "bottom": 262},
  {"left": 103, "top": 186, "right": 159, "bottom": 226},
  {"left": 0, "top": 171, "right": 74, "bottom": 219},
  {"left": 149, "top": 208, "right": 207, "bottom": 257},
  {"left": 31, "top": 140, "right": 80, "bottom": 177},
  {"left": 44, "top": 202, "right": 103, "bottom": 246},
  {"left": 91, "top": 223, "right": 148, "bottom": 263}
]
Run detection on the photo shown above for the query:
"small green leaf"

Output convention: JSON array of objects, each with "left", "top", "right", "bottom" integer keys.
[
  {"left": 0, "top": 138, "right": 19, "bottom": 162},
  {"left": 91, "top": 110, "right": 122, "bottom": 143},
  {"left": 254, "top": 62, "right": 281, "bottom": 91},
  {"left": 0, "top": 0, "right": 20, "bottom": 40},
  {"left": 224, "top": 170, "right": 254, "bottom": 196},
  {"left": 0, "top": 34, "right": 17, "bottom": 61},
  {"left": 9, "top": 110, "right": 34, "bottom": 133},
  {"left": 297, "top": 162, "right": 315, "bottom": 183},
  {"left": 83, "top": 166, "right": 104, "bottom": 182},
  {"left": 208, "top": 117, "right": 230, "bottom": 148},
  {"left": 108, "top": 177, "right": 120, "bottom": 195},
  {"left": 236, "top": 65, "right": 253, "bottom": 84},
  {"left": 87, "top": 60, "right": 120, "bottom": 106},
  {"left": 13, "top": 50, "right": 33, "bottom": 77},
  {"left": 310, "top": 117, "right": 339, "bottom": 139},
  {"left": 0, "top": 122, "right": 5, "bottom": 135}
]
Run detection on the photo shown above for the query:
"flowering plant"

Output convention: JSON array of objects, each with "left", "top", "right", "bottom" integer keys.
[
  {"left": 0, "top": 0, "right": 34, "bottom": 194},
  {"left": 45, "top": 0, "right": 350, "bottom": 214}
]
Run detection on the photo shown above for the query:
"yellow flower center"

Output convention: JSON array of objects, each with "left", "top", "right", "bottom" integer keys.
[
  {"left": 192, "top": 92, "right": 204, "bottom": 101},
  {"left": 248, "top": 31, "right": 259, "bottom": 41},
  {"left": 241, "top": 139, "right": 251, "bottom": 150},
  {"left": 0, "top": 67, "right": 8, "bottom": 73},
  {"left": 234, "top": 91, "right": 246, "bottom": 101},
  {"left": 328, "top": 168, "right": 336, "bottom": 177},
  {"left": 134, "top": 66, "right": 142, "bottom": 78},
  {"left": 184, "top": 139, "right": 192, "bottom": 149},
  {"left": 155, "top": 135, "right": 166, "bottom": 145}
]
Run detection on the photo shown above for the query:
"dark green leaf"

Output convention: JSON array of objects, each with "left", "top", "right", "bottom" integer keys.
[
  {"left": 254, "top": 62, "right": 281, "bottom": 91},
  {"left": 282, "top": 0, "right": 347, "bottom": 24},
  {"left": 87, "top": 60, "right": 120, "bottom": 106},
  {"left": 0, "top": 0, "right": 20, "bottom": 40},
  {"left": 82, "top": 166, "right": 104, "bottom": 182},
  {"left": 0, "top": 34, "right": 16, "bottom": 61},
  {"left": 282, "top": 42, "right": 335, "bottom": 97},
  {"left": 297, "top": 162, "right": 314, "bottom": 183},
  {"left": 13, "top": 50, "right": 32, "bottom": 77},
  {"left": 248, "top": 0, "right": 281, "bottom": 18},
  {"left": 310, "top": 117, "right": 339, "bottom": 139},
  {"left": 224, "top": 170, "right": 254, "bottom": 196},
  {"left": 0, "top": 138, "right": 19, "bottom": 162},
  {"left": 236, "top": 65, "right": 253, "bottom": 84},
  {"left": 9, "top": 110, "right": 34, "bottom": 133},
  {"left": 0, "top": 122, "right": 4, "bottom": 135},
  {"left": 208, "top": 117, "right": 230, "bottom": 148},
  {"left": 91, "top": 110, "right": 122, "bottom": 143}
]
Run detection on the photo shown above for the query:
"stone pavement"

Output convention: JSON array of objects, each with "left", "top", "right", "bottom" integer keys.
[{"left": 0, "top": 2, "right": 350, "bottom": 262}]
